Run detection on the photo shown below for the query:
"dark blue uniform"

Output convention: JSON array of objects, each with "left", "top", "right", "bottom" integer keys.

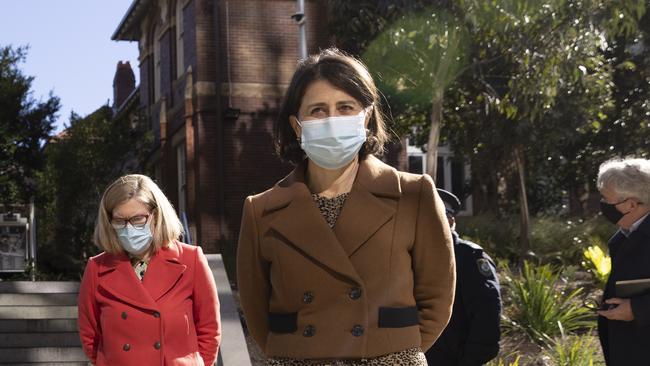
[{"left": 425, "top": 231, "right": 501, "bottom": 366}]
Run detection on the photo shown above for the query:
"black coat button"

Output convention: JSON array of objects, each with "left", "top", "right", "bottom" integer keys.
[
  {"left": 303, "top": 291, "right": 314, "bottom": 304},
  {"left": 121, "top": 311, "right": 128, "bottom": 319},
  {"left": 123, "top": 343, "right": 131, "bottom": 351},
  {"left": 153, "top": 311, "right": 160, "bottom": 318},
  {"left": 154, "top": 341, "right": 161, "bottom": 349},
  {"left": 303, "top": 325, "right": 316, "bottom": 337},
  {"left": 349, "top": 287, "right": 362, "bottom": 300},
  {"left": 351, "top": 325, "right": 364, "bottom": 337}
]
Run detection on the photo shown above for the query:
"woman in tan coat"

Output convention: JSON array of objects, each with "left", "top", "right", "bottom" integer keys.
[{"left": 237, "top": 48, "right": 455, "bottom": 365}]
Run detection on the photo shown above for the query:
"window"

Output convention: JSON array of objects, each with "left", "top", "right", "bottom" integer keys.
[
  {"left": 176, "top": 143, "right": 187, "bottom": 215},
  {"left": 176, "top": 1, "right": 185, "bottom": 77},
  {"left": 153, "top": 23, "right": 162, "bottom": 102},
  {"left": 406, "top": 140, "right": 473, "bottom": 215},
  {"left": 408, "top": 155, "right": 424, "bottom": 174}
]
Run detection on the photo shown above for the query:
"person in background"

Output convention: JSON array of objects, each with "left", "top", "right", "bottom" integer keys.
[
  {"left": 596, "top": 158, "right": 650, "bottom": 365},
  {"left": 78, "top": 174, "right": 220, "bottom": 366},
  {"left": 425, "top": 189, "right": 501, "bottom": 366},
  {"left": 237, "top": 48, "right": 455, "bottom": 365}
]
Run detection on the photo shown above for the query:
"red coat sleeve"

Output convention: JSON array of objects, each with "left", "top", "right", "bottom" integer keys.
[
  {"left": 77, "top": 258, "right": 101, "bottom": 364},
  {"left": 192, "top": 246, "right": 221, "bottom": 366}
]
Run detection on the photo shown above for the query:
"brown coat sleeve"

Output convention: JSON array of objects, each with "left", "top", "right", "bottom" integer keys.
[
  {"left": 236, "top": 196, "right": 271, "bottom": 352},
  {"left": 412, "top": 174, "right": 456, "bottom": 351}
]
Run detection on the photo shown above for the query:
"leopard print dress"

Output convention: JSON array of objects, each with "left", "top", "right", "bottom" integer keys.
[{"left": 265, "top": 193, "right": 428, "bottom": 366}]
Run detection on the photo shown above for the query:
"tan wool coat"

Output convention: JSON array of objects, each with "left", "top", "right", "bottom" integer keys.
[{"left": 237, "top": 155, "right": 455, "bottom": 359}]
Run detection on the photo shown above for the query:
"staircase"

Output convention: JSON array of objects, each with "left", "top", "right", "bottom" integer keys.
[
  {"left": 0, "top": 281, "right": 88, "bottom": 365},
  {"left": 0, "top": 255, "right": 250, "bottom": 365}
]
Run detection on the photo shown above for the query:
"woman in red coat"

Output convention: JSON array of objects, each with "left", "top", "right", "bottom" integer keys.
[{"left": 78, "top": 174, "right": 221, "bottom": 366}]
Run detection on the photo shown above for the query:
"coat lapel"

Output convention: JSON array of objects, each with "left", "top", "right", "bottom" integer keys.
[
  {"left": 97, "top": 254, "right": 158, "bottom": 311},
  {"left": 268, "top": 185, "right": 363, "bottom": 285},
  {"left": 142, "top": 242, "right": 188, "bottom": 302},
  {"left": 265, "top": 156, "right": 401, "bottom": 283},
  {"left": 266, "top": 162, "right": 362, "bottom": 284},
  {"left": 334, "top": 157, "right": 400, "bottom": 256}
]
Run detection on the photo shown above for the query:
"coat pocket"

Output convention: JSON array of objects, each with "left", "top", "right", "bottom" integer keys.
[
  {"left": 378, "top": 306, "right": 419, "bottom": 328},
  {"left": 268, "top": 312, "right": 298, "bottom": 333},
  {"left": 168, "top": 351, "right": 204, "bottom": 366}
]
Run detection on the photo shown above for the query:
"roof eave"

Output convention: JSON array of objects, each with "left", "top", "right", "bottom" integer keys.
[
  {"left": 116, "top": 87, "right": 141, "bottom": 117},
  {"left": 112, "top": 0, "right": 146, "bottom": 41}
]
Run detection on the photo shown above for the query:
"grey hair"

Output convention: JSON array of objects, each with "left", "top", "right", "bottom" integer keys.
[{"left": 597, "top": 158, "right": 650, "bottom": 203}]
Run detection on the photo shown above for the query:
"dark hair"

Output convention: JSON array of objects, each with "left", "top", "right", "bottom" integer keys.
[{"left": 275, "top": 48, "right": 390, "bottom": 165}]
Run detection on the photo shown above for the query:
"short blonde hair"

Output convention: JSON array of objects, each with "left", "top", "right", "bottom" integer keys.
[
  {"left": 94, "top": 174, "right": 183, "bottom": 255},
  {"left": 597, "top": 157, "right": 650, "bottom": 203}
]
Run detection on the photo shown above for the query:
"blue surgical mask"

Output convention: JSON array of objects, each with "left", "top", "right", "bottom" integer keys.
[
  {"left": 115, "top": 222, "right": 153, "bottom": 255},
  {"left": 298, "top": 110, "right": 368, "bottom": 170}
]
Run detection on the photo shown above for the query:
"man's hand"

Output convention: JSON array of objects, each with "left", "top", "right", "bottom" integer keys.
[{"left": 598, "top": 298, "right": 635, "bottom": 321}]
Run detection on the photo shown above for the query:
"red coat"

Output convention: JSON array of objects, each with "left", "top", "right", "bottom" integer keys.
[{"left": 78, "top": 241, "right": 220, "bottom": 366}]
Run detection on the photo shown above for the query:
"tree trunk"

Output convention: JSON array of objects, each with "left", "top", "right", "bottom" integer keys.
[
  {"left": 514, "top": 144, "right": 531, "bottom": 261},
  {"left": 425, "top": 93, "right": 443, "bottom": 179}
]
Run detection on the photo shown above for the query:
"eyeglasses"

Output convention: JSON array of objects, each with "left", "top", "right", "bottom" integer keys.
[
  {"left": 110, "top": 214, "right": 150, "bottom": 230},
  {"left": 600, "top": 197, "right": 645, "bottom": 206},
  {"left": 600, "top": 197, "right": 629, "bottom": 206}
]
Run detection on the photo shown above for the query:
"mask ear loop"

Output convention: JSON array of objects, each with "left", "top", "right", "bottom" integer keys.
[
  {"left": 364, "top": 104, "right": 374, "bottom": 136},
  {"left": 296, "top": 120, "right": 303, "bottom": 143}
]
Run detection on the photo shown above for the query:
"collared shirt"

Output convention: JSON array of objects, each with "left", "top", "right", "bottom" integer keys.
[{"left": 622, "top": 213, "right": 650, "bottom": 237}]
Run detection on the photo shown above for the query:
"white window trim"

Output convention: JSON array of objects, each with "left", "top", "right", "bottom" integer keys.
[{"left": 407, "top": 139, "right": 473, "bottom": 216}]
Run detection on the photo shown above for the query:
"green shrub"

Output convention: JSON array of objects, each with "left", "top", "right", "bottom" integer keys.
[
  {"left": 544, "top": 334, "right": 605, "bottom": 366},
  {"left": 457, "top": 214, "right": 615, "bottom": 265},
  {"left": 530, "top": 216, "right": 614, "bottom": 266},
  {"left": 486, "top": 355, "right": 521, "bottom": 366},
  {"left": 502, "top": 262, "right": 594, "bottom": 345},
  {"left": 456, "top": 213, "right": 519, "bottom": 259}
]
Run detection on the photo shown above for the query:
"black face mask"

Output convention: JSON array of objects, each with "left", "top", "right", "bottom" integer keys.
[{"left": 600, "top": 199, "right": 628, "bottom": 225}]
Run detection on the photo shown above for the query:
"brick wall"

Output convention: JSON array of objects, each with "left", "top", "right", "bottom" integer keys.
[
  {"left": 217, "top": 0, "right": 331, "bottom": 252},
  {"left": 125, "top": 0, "right": 403, "bottom": 256},
  {"left": 192, "top": 0, "right": 221, "bottom": 252},
  {"left": 194, "top": 0, "right": 218, "bottom": 82},
  {"left": 218, "top": 0, "right": 330, "bottom": 85}
]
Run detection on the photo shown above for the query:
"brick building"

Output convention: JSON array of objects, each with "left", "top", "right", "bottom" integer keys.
[
  {"left": 112, "top": 0, "right": 332, "bottom": 254},
  {"left": 112, "top": 0, "right": 412, "bottom": 255}
]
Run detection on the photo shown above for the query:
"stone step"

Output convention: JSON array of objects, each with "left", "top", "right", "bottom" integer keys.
[
  {"left": 0, "top": 332, "right": 81, "bottom": 347},
  {"left": 0, "top": 293, "right": 78, "bottom": 306},
  {"left": 0, "top": 282, "right": 80, "bottom": 294},
  {"left": 0, "top": 319, "right": 78, "bottom": 333},
  {"left": 0, "top": 347, "right": 87, "bottom": 363},
  {"left": 0, "top": 306, "right": 77, "bottom": 320}
]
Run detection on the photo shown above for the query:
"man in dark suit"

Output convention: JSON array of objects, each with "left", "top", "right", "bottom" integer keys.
[
  {"left": 596, "top": 158, "right": 650, "bottom": 365},
  {"left": 425, "top": 189, "right": 501, "bottom": 366}
]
